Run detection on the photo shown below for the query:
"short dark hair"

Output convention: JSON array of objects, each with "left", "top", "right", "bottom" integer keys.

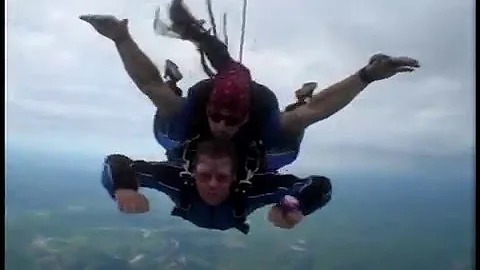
[{"left": 194, "top": 139, "right": 237, "bottom": 172}]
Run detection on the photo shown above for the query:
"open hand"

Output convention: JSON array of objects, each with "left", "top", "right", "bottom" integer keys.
[
  {"left": 365, "top": 53, "right": 420, "bottom": 82},
  {"left": 268, "top": 205, "right": 304, "bottom": 229},
  {"left": 79, "top": 14, "right": 129, "bottom": 42},
  {"left": 115, "top": 189, "right": 150, "bottom": 214}
]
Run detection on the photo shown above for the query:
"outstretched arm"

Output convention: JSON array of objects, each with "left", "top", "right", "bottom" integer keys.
[
  {"left": 248, "top": 173, "right": 332, "bottom": 216},
  {"left": 280, "top": 54, "right": 420, "bottom": 135},
  {"left": 248, "top": 173, "right": 332, "bottom": 229},
  {"left": 114, "top": 35, "right": 184, "bottom": 117},
  {"left": 80, "top": 15, "right": 184, "bottom": 119},
  {"left": 101, "top": 154, "right": 184, "bottom": 201},
  {"left": 280, "top": 71, "right": 368, "bottom": 134}
]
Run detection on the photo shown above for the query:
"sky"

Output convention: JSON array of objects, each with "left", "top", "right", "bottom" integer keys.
[{"left": 6, "top": 0, "right": 475, "bottom": 176}]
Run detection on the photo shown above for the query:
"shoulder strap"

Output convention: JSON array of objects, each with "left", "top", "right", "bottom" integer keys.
[
  {"left": 173, "top": 135, "right": 200, "bottom": 211},
  {"left": 231, "top": 139, "right": 265, "bottom": 218}
]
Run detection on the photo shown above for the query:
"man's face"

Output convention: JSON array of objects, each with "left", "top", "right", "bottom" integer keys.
[
  {"left": 207, "top": 109, "right": 247, "bottom": 140},
  {"left": 194, "top": 154, "right": 235, "bottom": 206}
]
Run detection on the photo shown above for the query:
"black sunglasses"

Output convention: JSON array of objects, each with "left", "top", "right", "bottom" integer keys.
[{"left": 208, "top": 112, "right": 244, "bottom": 126}]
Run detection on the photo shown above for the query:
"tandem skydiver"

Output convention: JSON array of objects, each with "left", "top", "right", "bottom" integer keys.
[
  {"left": 161, "top": 55, "right": 318, "bottom": 165},
  {"left": 102, "top": 139, "right": 332, "bottom": 233},
  {"left": 80, "top": 0, "right": 418, "bottom": 233},
  {"left": 80, "top": 1, "right": 420, "bottom": 172}
]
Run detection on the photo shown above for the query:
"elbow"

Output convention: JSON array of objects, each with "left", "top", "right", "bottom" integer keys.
[
  {"left": 140, "top": 81, "right": 170, "bottom": 105},
  {"left": 304, "top": 103, "right": 337, "bottom": 123},
  {"left": 300, "top": 175, "right": 333, "bottom": 215},
  {"left": 102, "top": 154, "right": 138, "bottom": 198},
  {"left": 310, "top": 175, "right": 332, "bottom": 196},
  {"left": 317, "top": 110, "right": 336, "bottom": 121},
  {"left": 131, "top": 68, "right": 163, "bottom": 91},
  {"left": 101, "top": 155, "right": 117, "bottom": 199},
  {"left": 137, "top": 77, "right": 163, "bottom": 93}
]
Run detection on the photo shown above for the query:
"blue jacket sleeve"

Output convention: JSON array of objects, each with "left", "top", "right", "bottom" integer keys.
[
  {"left": 246, "top": 173, "right": 332, "bottom": 216},
  {"left": 101, "top": 155, "right": 184, "bottom": 202},
  {"left": 153, "top": 79, "right": 215, "bottom": 152},
  {"left": 153, "top": 102, "right": 190, "bottom": 152}
]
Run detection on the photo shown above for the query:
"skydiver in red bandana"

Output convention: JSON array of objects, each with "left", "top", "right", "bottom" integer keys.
[{"left": 79, "top": 0, "right": 420, "bottom": 172}]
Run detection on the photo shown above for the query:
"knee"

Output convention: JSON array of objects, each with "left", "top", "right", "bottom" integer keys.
[{"left": 310, "top": 176, "right": 332, "bottom": 209}]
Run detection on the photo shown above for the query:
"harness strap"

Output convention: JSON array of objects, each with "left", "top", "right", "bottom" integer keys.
[
  {"left": 175, "top": 135, "right": 200, "bottom": 210},
  {"left": 232, "top": 140, "right": 265, "bottom": 218}
]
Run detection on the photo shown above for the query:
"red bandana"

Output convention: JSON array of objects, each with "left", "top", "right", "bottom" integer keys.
[{"left": 208, "top": 62, "right": 252, "bottom": 119}]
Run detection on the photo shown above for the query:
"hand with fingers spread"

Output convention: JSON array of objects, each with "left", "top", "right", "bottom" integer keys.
[
  {"left": 79, "top": 14, "right": 130, "bottom": 42},
  {"left": 363, "top": 53, "right": 421, "bottom": 83},
  {"left": 115, "top": 189, "right": 150, "bottom": 214}
]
